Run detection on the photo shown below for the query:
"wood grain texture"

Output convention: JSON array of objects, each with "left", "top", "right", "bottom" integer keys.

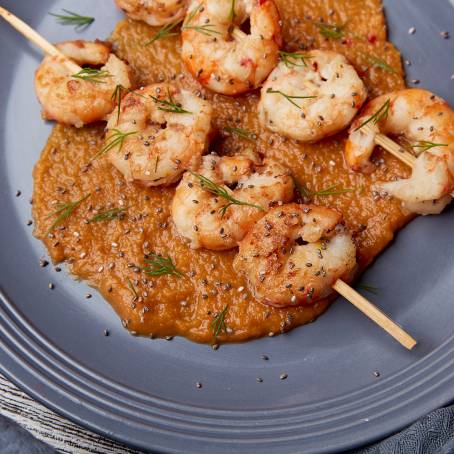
[{"left": 0, "top": 374, "right": 142, "bottom": 454}]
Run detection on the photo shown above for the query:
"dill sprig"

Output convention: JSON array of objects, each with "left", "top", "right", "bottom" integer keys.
[
  {"left": 182, "top": 4, "right": 220, "bottom": 36},
  {"left": 143, "top": 253, "right": 184, "bottom": 277},
  {"left": 111, "top": 84, "right": 124, "bottom": 124},
  {"left": 46, "top": 193, "right": 91, "bottom": 232},
  {"left": 354, "top": 99, "right": 390, "bottom": 132},
  {"left": 279, "top": 51, "right": 312, "bottom": 67},
  {"left": 211, "top": 305, "right": 229, "bottom": 339},
  {"left": 49, "top": 9, "right": 94, "bottom": 29},
  {"left": 126, "top": 278, "right": 138, "bottom": 300},
  {"left": 72, "top": 68, "right": 111, "bottom": 84},
  {"left": 266, "top": 88, "right": 316, "bottom": 109},
  {"left": 145, "top": 20, "right": 182, "bottom": 45},
  {"left": 357, "top": 283, "right": 380, "bottom": 295},
  {"left": 293, "top": 177, "right": 312, "bottom": 201},
  {"left": 314, "top": 22, "right": 344, "bottom": 40},
  {"left": 90, "top": 129, "right": 138, "bottom": 162},
  {"left": 88, "top": 208, "right": 125, "bottom": 223},
  {"left": 311, "top": 185, "right": 355, "bottom": 197},
  {"left": 190, "top": 172, "right": 264, "bottom": 217},
  {"left": 294, "top": 178, "right": 354, "bottom": 200},
  {"left": 411, "top": 141, "right": 448, "bottom": 152},
  {"left": 154, "top": 156, "right": 160, "bottom": 173},
  {"left": 150, "top": 89, "right": 192, "bottom": 114},
  {"left": 229, "top": 0, "right": 236, "bottom": 22},
  {"left": 223, "top": 126, "right": 257, "bottom": 142},
  {"left": 366, "top": 55, "right": 396, "bottom": 74}
]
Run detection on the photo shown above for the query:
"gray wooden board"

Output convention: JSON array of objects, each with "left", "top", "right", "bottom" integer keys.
[{"left": 0, "top": 374, "right": 142, "bottom": 454}]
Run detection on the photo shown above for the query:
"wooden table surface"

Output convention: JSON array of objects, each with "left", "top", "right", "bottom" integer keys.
[{"left": 0, "top": 374, "right": 143, "bottom": 453}]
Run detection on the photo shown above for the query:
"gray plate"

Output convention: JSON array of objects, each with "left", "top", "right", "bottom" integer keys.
[{"left": 1, "top": 0, "right": 454, "bottom": 453}]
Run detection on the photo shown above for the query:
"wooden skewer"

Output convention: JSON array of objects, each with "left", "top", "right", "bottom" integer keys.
[
  {"left": 333, "top": 279, "right": 417, "bottom": 350},
  {"left": 0, "top": 6, "right": 81, "bottom": 73}
]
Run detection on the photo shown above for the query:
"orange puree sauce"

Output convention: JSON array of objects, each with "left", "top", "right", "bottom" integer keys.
[{"left": 32, "top": 0, "right": 412, "bottom": 343}]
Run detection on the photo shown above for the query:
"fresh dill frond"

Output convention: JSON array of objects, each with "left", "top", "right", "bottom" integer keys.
[
  {"left": 190, "top": 172, "right": 264, "bottom": 217},
  {"left": 294, "top": 178, "right": 354, "bottom": 200},
  {"left": 72, "top": 68, "right": 111, "bottom": 84},
  {"left": 293, "top": 177, "right": 312, "bottom": 201},
  {"left": 223, "top": 126, "right": 257, "bottom": 142},
  {"left": 229, "top": 0, "right": 236, "bottom": 22},
  {"left": 143, "top": 253, "right": 184, "bottom": 277},
  {"left": 311, "top": 185, "right": 355, "bottom": 197},
  {"left": 411, "top": 141, "right": 448, "bottom": 153},
  {"left": 357, "top": 283, "right": 380, "bottom": 295},
  {"left": 49, "top": 9, "right": 94, "bottom": 29},
  {"left": 144, "top": 20, "right": 182, "bottom": 45},
  {"left": 46, "top": 193, "right": 91, "bottom": 232},
  {"left": 182, "top": 3, "right": 221, "bottom": 36},
  {"left": 279, "top": 51, "right": 312, "bottom": 67},
  {"left": 354, "top": 99, "right": 390, "bottom": 131},
  {"left": 211, "top": 305, "right": 229, "bottom": 339},
  {"left": 150, "top": 89, "right": 192, "bottom": 114},
  {"left": 111, "top": 84, "right": 124, "bottom": 125},
  {"left": 314, "top": 22, "right": 344, "bottom": 40},
  {"left": 90, "top": 129, "right": 138, "bottom": 162},
  {"left": 88, "top": 208, "right": 125, "bottom": 223},
  {"left": 154, "top": 156, "right": 160, "bottom": 173},
  {"left": 366, "top": 55, "right": 396, "bottom": 74},
  {"left": 266, "top": 88, "right": 316, "bottom": 109}
]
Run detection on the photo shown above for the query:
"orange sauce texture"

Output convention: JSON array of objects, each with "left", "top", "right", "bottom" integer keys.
[{"left": 32, "top": 0, "right": 412, "bottom": 343}]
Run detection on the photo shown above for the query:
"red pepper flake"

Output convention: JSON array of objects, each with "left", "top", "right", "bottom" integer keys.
[{"left": 367, "top": 34, "right": 377, "bottom": 44}]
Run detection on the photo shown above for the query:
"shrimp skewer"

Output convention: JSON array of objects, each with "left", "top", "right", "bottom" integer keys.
[
  {"left": 35, "top": 41, "right": 133, "bottom": 127},
  {"left": 181, "top": 0, "right": 282, "bottom": 95},
  {"left": 106, "top": 83, "right": 213, "bottom": 186},
  {"left": 258, "top": 50, "right": 367, "bottom": 142},
  {"left": 0, "top": 6, "right": 133, "bottom": 127},
  {"left": 345, "top": 89, "right": 454, "bottom": 215},
  {"left": 172, "top": 152, "right": 294, "bottom": 250},
  {"left": 234, "top": 203, "right": 417, "bottom": 349}
]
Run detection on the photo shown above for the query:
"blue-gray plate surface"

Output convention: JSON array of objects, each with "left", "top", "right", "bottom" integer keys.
[{"left": 1, "top": 1, "right": 454, "bottom": 453}]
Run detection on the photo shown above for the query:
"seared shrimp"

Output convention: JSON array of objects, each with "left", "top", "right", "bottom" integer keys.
[
  {"left": 181, "top": 0, "right": 282, "bottom": 95},
  {"left": 346, "top": 89, "right": 454, "bottom": 214},
  {"left": 35, "top": 40, "right": 132, "bottom": 128},
  {"left": 171, "top": 152, "right": 294, "bottom": 250},
  {"left": 106, "top": 83, "right": 213, "bottom": 186},
  {"left": 115, "top": 0, "right": 189, "bottom": 26},
  {"left": 233, "top": 203, "right": 357, "bottom": 307},
  {"left": 258, "top": 50, "right": 367, "bottom": 142}
]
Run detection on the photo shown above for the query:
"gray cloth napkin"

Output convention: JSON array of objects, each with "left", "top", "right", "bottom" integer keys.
[
  {"left": 0, "top": 415, "right": 54, "bottom": 453},
  {"left": 356, "top": 405, "right": 454, "bottom": 454},
  {"left": 1, "top": 406, "right": 454, "bottom": 453}
]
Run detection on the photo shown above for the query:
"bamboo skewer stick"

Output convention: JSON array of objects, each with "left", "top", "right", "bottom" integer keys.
[
  {"left": 0, "top": 6, "right": 81, "bottom": 73},
  {"left": 0, "top": 6, "right": 417, "bottom": 351},
  {"left": 364, "top": 124, "right": 454, "bottom": 198},
  {"left": 333, "top": 279, "right": 417, "bottom": 350}
]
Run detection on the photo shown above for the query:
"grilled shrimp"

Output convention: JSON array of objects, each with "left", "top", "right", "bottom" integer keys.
[
  {"left": 233, "top": 203, "right": 357, "bottom": 307},
  {"left": 171, "top": 152, "right": 294, "bottom": 250},
  {"left": 258, "top": 50, "right": 367, "bottom": 142},
  {"left": 346, "top": 89, "right": 454, "bottom": 214},
  {"left": 35, "top": 40, "right": 132, "bottom": 128},
  {"left": 181, "top": 0, "right": 282, "bottom": 95},
  {"left": 115, "top": 0, "right": 189, "bottom": 26},
  {"left": 106, "top": 83, "right": 213, "bottom": 186}
]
